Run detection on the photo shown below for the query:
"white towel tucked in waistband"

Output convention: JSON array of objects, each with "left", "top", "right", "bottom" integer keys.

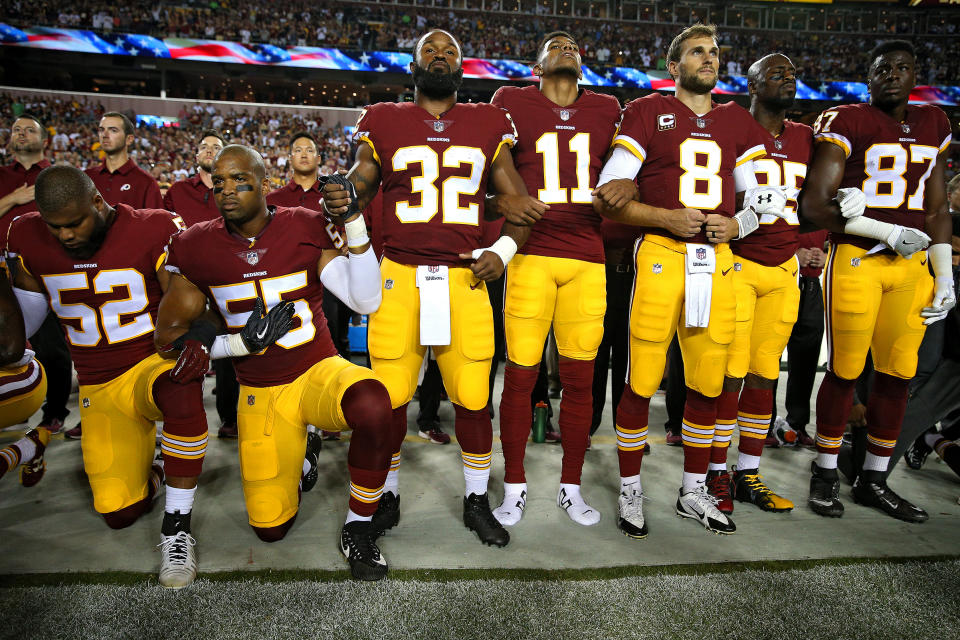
[
  {"left": 416, "top": 265, "right": 451, "bottom": 345},
  {"left": 685, "top": 243, "right": 716, "bottom": 328}
]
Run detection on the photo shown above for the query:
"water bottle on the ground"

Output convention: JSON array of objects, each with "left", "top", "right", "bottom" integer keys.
[{"left": 532, "top": 401, "right": 548, "bottom": 443}]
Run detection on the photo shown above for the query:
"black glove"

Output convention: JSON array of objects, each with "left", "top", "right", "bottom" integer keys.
[
  {"left": 240, "top": 298, "right": 296, "bottom": 353},
  {"left": 319, "top": 173, "right": 359, "bottom": 221}
]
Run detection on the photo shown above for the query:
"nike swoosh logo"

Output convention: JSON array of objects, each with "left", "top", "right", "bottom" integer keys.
[
  {"left": 792, "top": 270, "right": 798, "bottom": 276},
  {"left": 256, "top": 326, "right": 269, "bottom": 341},
  {"left": 722, "top": 268, "right": 732, "bottom": 276},
  {"left": 921, "top": 257, "right": 928, "bottom": 265}
]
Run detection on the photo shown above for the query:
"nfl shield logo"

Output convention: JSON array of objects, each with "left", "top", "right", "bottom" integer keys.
[
  {"left": 428, "top": 265, "right": 440, "bottom": 273},
  {"left": 696, "top": 247, "right": 706, "bottom": 260},
  {"left": 559, "top": 110, "right": 570, "bottom": 121},
  {"left": 774, "top": 139, "right": 783, "bottom": 150},
  {"left": 245, "top": 251, "right": 259, "bottom": 266},
  {"left": 696, "top": 118, "right": 706, "bottom": 129},
  {"left": 385, "top": 279, "right": 394, "bottom": 290},
  {"left": 82, "top": 397, "right": 90, "bottom": 408},
  {"left": 652, "top": 263, "right": 662, "bottom": 274},
  {"left": 734, "top": 262, "right": 742, "bottom": 272},
  {"left": 851, "top": 258, "right": 861, "bottom": 267},
  {"left": 433, "top": 121, "right": 445, "bottom": 132},
  {"left": 901, "top": 123, "right": 911, "bottom": 134},
  {"left": 247, "top": 395, "right": 256, "bottom": 406}
]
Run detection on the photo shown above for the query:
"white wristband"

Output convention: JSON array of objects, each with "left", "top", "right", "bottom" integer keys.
[
  {"left": 929, "top": 243, "right": 952, "bottom": 279},
  {"left": 210, "top": 332, "right": 251, "bottom": 359},
  {"left": 343, "top": 215, "right": 369, "bottom": 249},
  {"left": 471, "top": 236, "right": 518, "bottom": 266}
]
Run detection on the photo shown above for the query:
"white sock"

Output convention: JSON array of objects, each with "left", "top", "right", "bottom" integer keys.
[
  {"left": 619, "top": 475, "right": 642, "bottom": 495},
  {"left": 735, "top": 453, "right": 761, "bottom": 471},
  {"left": 493, "top": 482, "right": 527, "bottom": 526},
  {"left": 557, "top": 483, "right": 600, "bottom": 525},
  {"left": 165, "top": 486, "right": 196, "bottom": 514},
  {"left": 344, "top": 509, "right": 372, "bottom": 524},
  {"left": 384, "top": 468, "right": 399, "bottom": 495},
  {"left": 682, "top": 472, "right": 707, "bottom": 493},
  {"left": 707, "top": 462, "right": 727, "bottom": 472},
  {"left": 862, "top": 452, "right": 889, "bottom": 473},
  {"left": 15, "top": 436, "right": 36, "bottom": 462},
  {"left": 816, "top": 452, "right": 838, "bottom": 470},
  {"left": 925, "top": 431, "right": 942, "bottom": 448},
  {"left": 463, "top": 464, "right": 490, "bottom": 497}
]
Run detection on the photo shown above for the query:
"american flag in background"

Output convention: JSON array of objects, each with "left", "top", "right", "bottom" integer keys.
[{"left": 1, "top": 24, "right": 957, "bottom": 105}]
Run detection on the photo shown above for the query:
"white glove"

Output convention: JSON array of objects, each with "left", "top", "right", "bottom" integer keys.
[
  {"left": 744, "top": 186, "right": 789, "bottom": 216},
  {"left": 886, "top": 225, "right": 931, "bottom": 259},
  {"left": 836, "top": 187, "right": 867, "bottom": 219},
  {"left": 921, "top": 244, "right": 956, "bottom": 325}
]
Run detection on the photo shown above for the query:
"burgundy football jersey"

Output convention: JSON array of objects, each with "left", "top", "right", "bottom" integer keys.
[
  {"left": 165, "top": 206, "right": 338, "bottom": 387},
  {"left": 266, "top": 180, "right": 345, "bottom": 249},
  {"left": 813, "top": 102, "right": 952, "bottom": 250},
  {"left": 613, "top": 94, "right": 767, "bottom": 244},
  {"left": 492, "top": 85, "right": 620, "bottom": 263},
  {"left": 354, "top": 101, "right": 516, "bottom": 266},
  {"left": 734, "top": 120, "right": 813, "bottom": 266},
  {"left": 6, "top": 204, "right": 183, "bottom": 385}
]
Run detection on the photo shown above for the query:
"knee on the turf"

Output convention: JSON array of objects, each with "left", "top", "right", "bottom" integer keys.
[
  {"left": 251, "top": 515, "right": 297, "bottom": 543},
  {"left": 90, "top": 477, "right": 136, "bottom": 515},
  {"left": 101, "top": 498, "right": 148, "bottom": 530}
]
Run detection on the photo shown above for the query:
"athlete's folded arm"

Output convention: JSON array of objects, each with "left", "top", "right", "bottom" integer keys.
[
  {"left": 797, "top": 141, "right": 848, "bottom": 233},
  {"left": 920, "top": 152, "right": 955, "bottom": 325},
  {"left": 317, "top": 245, "right": 382, "bottom": 315},
  {"left": 154, "top": 272, "right": 210, "bottom": 357}
]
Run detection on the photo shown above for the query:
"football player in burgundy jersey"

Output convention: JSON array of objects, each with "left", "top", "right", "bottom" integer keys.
[
  {"left": 0, "top": 259, "right": 49, "bottom": 486},
  {"left": 592, "top": 24, "right": 789, "bottom": 535},
  {"left": 799, "top": 40, "right": 954, "bottom": 522},
  {"left": 322, "top": 29, "right": 538, "bottom": 548},
  {"left": 5, "top": 166, "right": 207, "bottom": 589},
  {"left": 705, "top": 53, "right": 813, "bottom": 515},
  {"left": 485, "top": 32, "right": 621, "bottom": 532},
  {"left": 156, "top": 145, "right": 394, "bottom": 581}
]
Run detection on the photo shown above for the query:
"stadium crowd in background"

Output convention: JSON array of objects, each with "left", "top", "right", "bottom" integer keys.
[
  {"left": 0, "top": 93, "right": 354, "bottom": 188},
  {"left": 2, "top": 0, "right": 959, "bottom": 83}
]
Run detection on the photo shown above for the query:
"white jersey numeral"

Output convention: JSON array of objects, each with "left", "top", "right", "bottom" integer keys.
[
  {"left": 392, "top": 145, "right": 485, "bottom": 225},
  {"left": 535, "top": 132, "right": 592, "bottom": 204},
  {"left": 42, "top": 268, "right": 154, "bottom": 347}
]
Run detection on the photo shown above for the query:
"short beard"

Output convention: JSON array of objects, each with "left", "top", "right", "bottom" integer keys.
[
  {"left": 412, "top": 63, "right": 464, "bottom": 100},
  {"left": 763, "top": 93, "right": 795, "bottom": 111},
  {"left": 63, "top": 216, "right": 109, "bottom": 259},
  {"left": 199, "top": 158, "right": 214, "bottom": 173},
  {"left": 678, "top": 67, "right": 717, "bottom": 95},
  {"left": 9, "top": 140, "right": 43, "bottom": 156}
]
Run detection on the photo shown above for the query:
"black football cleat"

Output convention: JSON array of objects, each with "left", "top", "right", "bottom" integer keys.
[
  {"left": 301, "top": 431, "right": 323, "bottom": 493},
  {"left": 852, "top": 471, "right": 928, "bottom": 523},
  {"left": 372, "top": 491, "right": 400, "bottom": 536},
  {"left": 903, "top": 433, "right": 933, "bottom": 470},
  {"left": 339, "top": 520, "right": 388, "bottom": 581},
  {"left": 808, "top": 461, "right": 844, "bottom": 518},
  {"left": 463, "top": 492, "right": 509, "bottom": 547}
]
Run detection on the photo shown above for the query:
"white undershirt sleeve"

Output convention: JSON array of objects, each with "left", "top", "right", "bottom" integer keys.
[
  {"left": 597, "top": 146, "right": 644, "bottom": 188},
  {"left": 13, "top": 287, "right": 49, "bottom": 339},
  {"left": 733, "top": 159, "right": 760, "bottom": 192},
  {"left": 319, "top": 247, "right": 382, "bottom": 315}
]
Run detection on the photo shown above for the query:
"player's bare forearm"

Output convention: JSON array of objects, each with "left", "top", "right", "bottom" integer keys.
[
  {"left": 923, "top": 155, "right": 951, "bottom": 245},
  {"left": 488, "top": 148, "right": 546, "bottom": 226},
  {"left": 155, "top": 273, "right": 209, "bottom": 354},
  {"left": 0, "top": 270, "right": 26, "bottom": 366},
  {"left": 501, "top": 221, "right": 531, "bottom": 250},
  {"left": 346, "top": 142, "right": 382, "bottom": 211},
  {"left": 797, "top": 142, "right": 846, "bottom": 232}
]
